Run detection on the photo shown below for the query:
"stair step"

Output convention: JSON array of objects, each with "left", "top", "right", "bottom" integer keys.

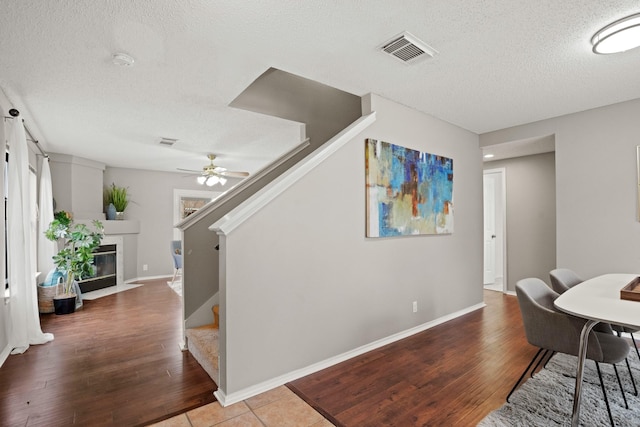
[{"left": 186, "top": 325, "right": 219, "bottom": 385}]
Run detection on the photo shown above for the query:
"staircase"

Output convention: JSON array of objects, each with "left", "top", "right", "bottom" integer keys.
[{"left": 186, "top": 305, "right": 220, "bottom": 385}]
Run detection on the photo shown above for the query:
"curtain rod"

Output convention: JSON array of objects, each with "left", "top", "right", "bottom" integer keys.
[{"left": 3, "top": 108, "right": 48, "bottom": 159}]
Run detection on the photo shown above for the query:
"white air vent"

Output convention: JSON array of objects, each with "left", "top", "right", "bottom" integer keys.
[
  {"left": 380, "top": 32, "right": 438, "bottom": 64},
  {"left": 159, "top": 137, "right": 178, "bottom": 147}
]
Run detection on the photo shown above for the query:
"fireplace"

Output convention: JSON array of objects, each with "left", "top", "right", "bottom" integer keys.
[
  {"left": 78, "top": 235, "right": 124, "bottom": 294},
  {"left": 78, "top": 244, "right": 116, "bottom": 293}
]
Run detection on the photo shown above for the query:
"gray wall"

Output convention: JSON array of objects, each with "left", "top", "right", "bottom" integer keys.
[
  {"left": 219, "top": 94, "right": 483, "bottom": 395},
  {"left": 484, "top": 153, "right": 556, "bottom": 291},
  {"left": 481, "top": 98, "right": 640, "bottom": 279},
  {"left": 182, "top": 69, "right": 363, "bottom": 321},
  {"left": 48, "top": 153, "right": 104, "bottom": 219},
  {"left": 230, "top": 68, "right": 363, "bottom": 148},
  {"left": 103, "top": 167, "right": 225, "bottom": 278}
]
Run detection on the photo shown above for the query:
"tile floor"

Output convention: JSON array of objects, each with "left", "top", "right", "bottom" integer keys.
[{"left": 150, "top": 385, "right": 335, "bottom": 427}]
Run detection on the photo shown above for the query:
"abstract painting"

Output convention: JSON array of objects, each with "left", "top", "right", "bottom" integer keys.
[{"left": 365, "top": 139, "right": 453, "bottom": 237}]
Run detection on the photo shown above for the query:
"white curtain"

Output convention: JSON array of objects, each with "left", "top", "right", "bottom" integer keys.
[
  {"left": 37, "top": 157, "right": 56, "bottom": 275},
  {"left": 7, "top": 117, "right": 53, "bottom": 354}
]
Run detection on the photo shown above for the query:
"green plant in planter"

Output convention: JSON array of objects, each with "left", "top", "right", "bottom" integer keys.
[
  {"left": 106, "top": 183, "right": 129, "bottom": 212},
  {"left": 45, "top": 211, "right": 104, "bottom": 296}
]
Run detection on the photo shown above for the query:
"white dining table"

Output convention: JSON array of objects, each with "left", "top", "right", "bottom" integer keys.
[{"left": 554, "top": 273, "right": 640, "bottom": 427}]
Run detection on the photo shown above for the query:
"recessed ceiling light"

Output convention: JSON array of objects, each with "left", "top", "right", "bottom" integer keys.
[
  {"left": 112, "top": 53, "right": 135, "bottom": 67},
  {"left": 592, "top": 13, "right": 640, "bottom": 54},
  {"left": 483, "top": 154, "right": 495, "bottom": 159}
]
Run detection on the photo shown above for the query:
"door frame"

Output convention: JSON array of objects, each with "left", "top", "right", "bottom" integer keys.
[{"left": 483, "top": 168, "right": 507, "bottom": 292}]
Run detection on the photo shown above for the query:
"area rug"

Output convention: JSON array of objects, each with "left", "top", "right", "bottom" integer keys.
[
  {"left": 81, "top": 283, "right": 143, "bottom": 300},
  {"left": 167, "top": 279, "right": 182, "bottom": 297},
  {"left": 478, "top": 352, "right": 640, "bottom": 426}
]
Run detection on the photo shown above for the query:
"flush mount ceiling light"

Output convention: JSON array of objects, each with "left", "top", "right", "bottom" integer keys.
[
  {"left": 112, "top": 52, "right": 135, "bottom": 66},
  {"left": 483, "top": 154, "right": 495, "bottom": 159},
  {"left": 591, "top": 13, "right": 640, "bottom": 54}
]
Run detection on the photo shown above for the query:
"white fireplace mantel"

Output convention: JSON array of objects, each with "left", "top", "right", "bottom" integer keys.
[
  {"left": 101, "top": 220, "right": 140, "bottom": 235},
  {"left": 76, "top": 219, "right": 140, "bottom": 235}
]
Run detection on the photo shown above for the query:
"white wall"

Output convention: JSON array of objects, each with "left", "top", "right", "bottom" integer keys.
[
  {"left": 481, "top": 98, "right": 640, "bottom": 279},
  {"left": 219, "top": 94, "right": 483, "bottom": 396},
  {"left": 484, "top": 153, "right": 556, "bottom": 290}
]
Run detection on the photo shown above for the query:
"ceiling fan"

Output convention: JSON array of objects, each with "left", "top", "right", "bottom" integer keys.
[{"left": 178, "top": 154, "right": 250, "bottom": 186}]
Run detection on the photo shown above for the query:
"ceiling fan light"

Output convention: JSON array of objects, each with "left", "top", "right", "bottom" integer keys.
[
  {"left": 219, "top": 177, "right": 227, "bottom": 186},
  {"left": 206, "top": 176, "right": 219, "bottom": 186},
  {"left": 197, "top": 176, "right": 206, "bottom": 185},
  {"left": 592, "top": 13, "right": 640, "bottom": 54}
]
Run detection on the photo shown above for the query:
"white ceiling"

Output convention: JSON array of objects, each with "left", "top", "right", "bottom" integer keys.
[{"left": 1, "top": 1, "right": 640, "bottom": 175}]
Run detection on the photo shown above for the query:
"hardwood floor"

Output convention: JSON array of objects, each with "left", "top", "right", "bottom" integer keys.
[
  {"left": 2, "top": 285, "right": 529, "bottom": 426},
  {"left": 288, "top": 290, "right": 534, "bottom": 426},
  {"left": 0, "top": 278, "right": 216, "bottom": 427}
]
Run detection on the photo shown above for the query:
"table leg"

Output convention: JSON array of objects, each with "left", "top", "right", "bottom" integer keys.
[{"left": 571, "top": 319, "right": 598, "bottom": 427}]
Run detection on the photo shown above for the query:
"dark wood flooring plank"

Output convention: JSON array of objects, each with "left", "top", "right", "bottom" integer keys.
[
  {"left": 288, "top": 290, "right": 534, "bottom": 426},
  {"left": 0, "top": 278, "right": 216, "bottom": 427}
]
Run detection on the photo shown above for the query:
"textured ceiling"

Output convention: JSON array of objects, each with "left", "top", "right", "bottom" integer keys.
[{"left": 1, "top": 1, "right": 640, "bottom": 174}]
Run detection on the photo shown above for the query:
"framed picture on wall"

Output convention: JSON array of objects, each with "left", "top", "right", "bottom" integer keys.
[
  {"left": 173, "top": 189, "right": 222, "bottom": 239},
  {"left": 365, "top": 138, "right": 454, "bottom": 237}
]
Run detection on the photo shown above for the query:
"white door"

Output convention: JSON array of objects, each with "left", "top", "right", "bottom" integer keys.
[{"left": 483, "top": 174, "right": 496, "bottom": 285}]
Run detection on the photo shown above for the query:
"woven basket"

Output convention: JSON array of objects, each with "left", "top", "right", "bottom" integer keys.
[{"left": 38, "top": 283, "right": 62, "bottom": 314}]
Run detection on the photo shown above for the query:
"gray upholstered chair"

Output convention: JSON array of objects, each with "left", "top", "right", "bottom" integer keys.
[
  {"left": 550, "top": 268, "right": 640, "bottom": 362},
  {"left": 549, "top": 268, "right": 582, "bottom": 294},
  {"left": 509, "top": 278, "right": 631, "bottom": 426},
  {"left": 170, "top": 240, "right": 182, "bottom": 285}
]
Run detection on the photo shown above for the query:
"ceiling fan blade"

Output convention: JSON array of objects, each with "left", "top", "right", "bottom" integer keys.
[
  {"left": 218, "top": 170, "right": 250, "bottom": 178},
  {"left": 177, "top": 168, "right": 202, "bottom": 174}
]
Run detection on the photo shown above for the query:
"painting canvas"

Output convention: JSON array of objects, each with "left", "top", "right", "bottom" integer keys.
[{"left": 365, "top": 139, "right": 453, "bottom": 237}]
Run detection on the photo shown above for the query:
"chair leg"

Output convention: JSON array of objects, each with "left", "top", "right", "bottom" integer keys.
[
  {"left": 612, "top": 364, "right": 629, "bottom": 409},
  {"left": 531, "top": 349, "right": 550, "bottom": 377},
  {"left": 171, "top": 268, "right": 178, "bottom": 285},
  {"left": 595, "top": 362, "right": 615, "bottom": 427},
  {"left": 507, "top": 348, "right": 544, "bottom": 402},
  {"left": 542, "top": 350, "right": 556, "bottom": 370},
  {"left": 631, "top": 333, "right": 640, "bottom": 360},
  {"left": 625, "top": 357, "right": 638, "bottom": 396}
]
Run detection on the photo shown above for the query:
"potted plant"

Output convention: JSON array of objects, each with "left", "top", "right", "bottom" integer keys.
[
  {"left": 45, "top": 211, "right": 104, "bottom": 314},
  {"left": 105, "top": 183, "right": 129, "bottom": 220}
]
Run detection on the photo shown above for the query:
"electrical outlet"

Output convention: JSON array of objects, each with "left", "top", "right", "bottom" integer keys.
[
  {"left": 412, "top": 301, "right": 418, "bottom": 313},
  {"left": 143, "top": 264, "right": 148, "bottom": 271}
]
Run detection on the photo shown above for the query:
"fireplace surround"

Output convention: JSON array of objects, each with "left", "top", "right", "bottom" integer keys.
[{"left": 78, "top": 235, "right": 124, "bottom": 293}]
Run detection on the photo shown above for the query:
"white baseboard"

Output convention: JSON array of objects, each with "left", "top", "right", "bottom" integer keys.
[
  {"left": 217, "top": 302, "right": 486, "bottom": 407},
  {"left": 0, "top": 343, "right": 11, "bottom": 368},
  {"left": 125, "top": 275, "right": 171, "bottom": 283},
  {"left": 213, "top": 388, "right": 226, "bottom": 405}
]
